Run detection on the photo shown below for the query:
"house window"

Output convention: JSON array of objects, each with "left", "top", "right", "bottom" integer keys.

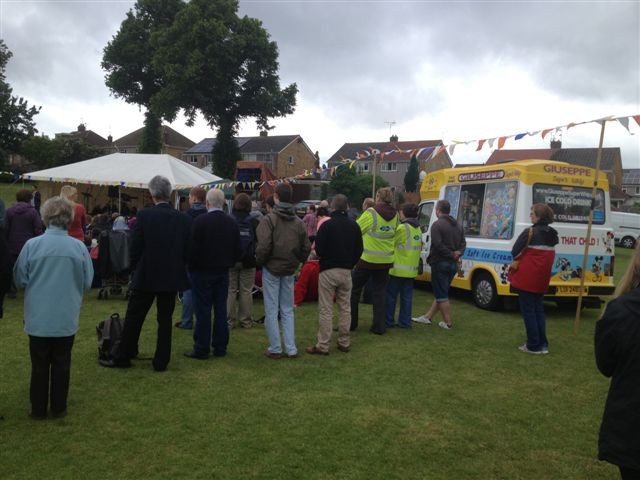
[
  {"left": 119, "top": 148, "right": 128, "bottom": 153},
  {"left": 381, "top": 162, "right": 397, "bottom": 172},
  {"left": 242, "top": 153, "right": 257, "bottom": 161},
  {"left": 189, "top": 156, "right": 198, "bottom": 164},
  {"left": 288, "top": 155, "right": 294, "bottom": 165},
  {"left": 636, "top": 186, "right": 640, "bottom": 195}
]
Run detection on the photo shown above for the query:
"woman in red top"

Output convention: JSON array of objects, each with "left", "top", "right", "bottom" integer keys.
[
  {"left": 509, "top": 203, "right": 558, "bottom": 355},
  {"left": 60, "top": 185, "right": 87, "bottom": 242}
]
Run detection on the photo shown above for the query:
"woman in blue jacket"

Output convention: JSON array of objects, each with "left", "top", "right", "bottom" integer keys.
[{"left": 14, "top": 196, "right": 93, "bottom": 419}]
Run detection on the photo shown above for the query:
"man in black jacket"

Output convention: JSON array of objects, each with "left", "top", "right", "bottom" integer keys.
[
  {"left": 102, "top": 175, "right": 191, "bottom": 371},
  {"left": 307, "top": 194, "right": 363, "bottom": 355},
  {"left": 185, "top": 188, "right": 241, "bottom": 359}
]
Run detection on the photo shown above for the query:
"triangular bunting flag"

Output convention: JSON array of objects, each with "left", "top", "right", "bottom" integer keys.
[
  {"left": 488, "top": 138, "right": 496, "bottom": 149},
  {"left": 476, "top": 139, "right": 486, "bottom": 151},
  {"left": 448, "top": 144, "right": 456, "bottom": 155},
  {"left": 514, "top": 133, "right": 527, "bottom": 140},
  {"left": 617, "top": 117, "right": 631, "bottom": 132},
  {"left": 497, "top": 137, "right": 507, "bottom": 149},
  {"left": 541, "top": 128, "right": 553, "bottom": 139}
]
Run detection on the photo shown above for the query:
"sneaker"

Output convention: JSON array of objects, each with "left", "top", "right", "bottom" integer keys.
[
  {"left": 412, "top": 315, "right": 432, "bottom": 325},
  {"left": 518, "top": 344, "right": 542, "bottom": 355},
  {"left": 541, "top": 347, "right": 549, "bottom": 355},
  {"left": 438, "top": 321, "right": 452, "bottom": 330}
]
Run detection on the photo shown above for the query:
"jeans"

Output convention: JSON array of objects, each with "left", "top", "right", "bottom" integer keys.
[
  {"left": 179, "top": 288, "right": 194, "bottom": 328},
  {"left": 192, "top": 270, "right": 230, "bottom": 357},
  {"left": 350, "top": 267, "right": 389, "bottom": 334},
  {"left": 29, "top": 335, "right": 75, "bottom": 417},
  {"left": 431, "top": 261, "right": 458, "bottom": 302},
  {"left": 518, "top": 291, "right": 548, "bottom": 352},
  {"left": 385, "top": 275, "right": 414, "bottom": 328},
  {"left": 262, "top": 268, "right": 296, "bottom": 356}
]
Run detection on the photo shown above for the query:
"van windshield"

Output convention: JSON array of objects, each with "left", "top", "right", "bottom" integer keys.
[{"left": 532, "top": 183, "right": 605, "bottom": 224}]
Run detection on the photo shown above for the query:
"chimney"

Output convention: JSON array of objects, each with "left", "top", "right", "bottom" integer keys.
[
  {"left": 259, "top": 130, "right": 268, "bottom": 137},
  {"left": 107, "top": 134, "right": 113, "bottom": 143},
  {"left": 550, "top": 139, "right": 562, "bottom": 149},
  {"left": 77, "top": 123, "right": 86, "bottom": 132},
  {"left": 390, "top": 134, "right": 398, "bottom": 142}
]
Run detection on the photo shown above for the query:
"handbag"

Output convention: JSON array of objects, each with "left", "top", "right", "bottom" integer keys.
[{"left": 509, "top": 228, "right": 533, "bottom": 273}]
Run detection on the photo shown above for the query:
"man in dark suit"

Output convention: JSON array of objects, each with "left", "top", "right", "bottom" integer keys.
[
  {"left": 184, "top": 188, "right": 241, "bottom": 359},
  {"left": 100, "top": 175, "right": 191, "bottom": 371}
]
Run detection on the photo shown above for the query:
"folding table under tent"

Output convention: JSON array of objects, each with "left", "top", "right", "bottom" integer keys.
[{"left": 22, "top": 153, "right": 221, "bottom": 214}]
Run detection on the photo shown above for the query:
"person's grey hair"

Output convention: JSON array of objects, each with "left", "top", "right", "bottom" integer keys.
[
  {"left": 206, "top": 188, "right": 225, "bottom": 209},
  {"left": 41, "top": 196, "right": 75, "bottom": 229},
  {"left": 148, "top": 175, "right": 172, "bottom": 201},
  {"left": 331, "top": 194, "right": 348, "bottom": 212}
]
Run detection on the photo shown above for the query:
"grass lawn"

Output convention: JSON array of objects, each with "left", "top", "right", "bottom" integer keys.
[{"left": 0, "top": 181, "right": 627, "bottom": 479}]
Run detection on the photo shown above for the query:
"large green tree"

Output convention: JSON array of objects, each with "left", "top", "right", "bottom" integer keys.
[
  {"left": 0, "top": 40, "right": 40, "bottom": 167},
  {"left": 150, "top": 0, "right": 298, "bottom": 178},
  {"left": 21, "top": 135, "right": 106, "bottom": 170},
  {"left": 102, "top": 0, "right": 184, "bottom": 153},
  {"left": 329, "top": 165, "right": 389, "bottom": 212}
]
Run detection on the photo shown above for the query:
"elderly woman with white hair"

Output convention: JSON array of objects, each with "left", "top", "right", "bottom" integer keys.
[{"left": 14, "top": 196, "right": 93, "bottom": 419}]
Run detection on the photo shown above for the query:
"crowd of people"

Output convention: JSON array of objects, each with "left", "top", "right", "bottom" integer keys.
[{"left": 1, "top": 175, "right": 638, "bottom": 478}]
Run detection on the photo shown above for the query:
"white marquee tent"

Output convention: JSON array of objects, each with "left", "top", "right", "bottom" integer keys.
[{"left": 22, "top": 153, "right": 221, "bottom": 213}]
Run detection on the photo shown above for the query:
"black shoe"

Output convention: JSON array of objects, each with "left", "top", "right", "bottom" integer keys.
[
  {"left": 369, "top": 328, "right": 385, "bottom": 335},
  {"left": 183, "top": 351, "right": 208, "bottom": 360},
  {"left": 99, "top": 358, "right": 131, "bottom": 368},
  {"left": 174, "top": 322, "right": 192, "bottom": 330}
]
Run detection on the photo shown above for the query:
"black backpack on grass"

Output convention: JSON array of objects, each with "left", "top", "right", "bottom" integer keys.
[{"left": 96, "top": 313, "right": 124, "bottom": 361}]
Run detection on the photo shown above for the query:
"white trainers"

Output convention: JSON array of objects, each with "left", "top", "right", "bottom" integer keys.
[
  {"left": 412, "top": 315, "right": 432, "bottom": 325},
  {"left": 438, "top": 321, "right": 452, "bottom": 330},
  {"left": 518, "top": 344, "right": 542, "bottom": 355}
]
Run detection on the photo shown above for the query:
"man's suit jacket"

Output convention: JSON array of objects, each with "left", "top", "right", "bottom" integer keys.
[{"left": 130, "top": 203, "right": 191, "bottom": 292}]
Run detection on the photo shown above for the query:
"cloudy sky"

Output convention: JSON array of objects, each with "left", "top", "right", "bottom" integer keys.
[{"left": 1, "top": 0, "right": 639, "bottom": 168}]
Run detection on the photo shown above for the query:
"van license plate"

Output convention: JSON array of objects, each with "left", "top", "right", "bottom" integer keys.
[{"left": 556, "top": 286, "right": 588, "bottom": 295}]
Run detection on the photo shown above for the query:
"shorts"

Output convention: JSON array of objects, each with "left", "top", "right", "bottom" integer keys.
[{"left": 431, "top": 261, "right": 458, "bottom": 303}]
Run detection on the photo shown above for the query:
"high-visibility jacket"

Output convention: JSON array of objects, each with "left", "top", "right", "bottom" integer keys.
[
  {"left": 390, "top": 222, "right": 422, "bottom": 278},
  {"left": 358, "top": 208, "right": 398, "bottom": 264}
]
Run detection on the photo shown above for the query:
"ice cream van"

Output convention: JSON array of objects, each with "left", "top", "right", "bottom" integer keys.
[{"left": 416, "top": 160, "right": 616, "bottom": 309}]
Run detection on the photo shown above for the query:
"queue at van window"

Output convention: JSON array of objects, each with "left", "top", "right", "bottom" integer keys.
[{"left": 6, "top": 174, "right": 639, "bottom": 478}]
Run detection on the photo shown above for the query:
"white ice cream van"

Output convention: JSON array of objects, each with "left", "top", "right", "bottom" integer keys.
[{"left": 416, "top": 160, "right": 615, "bottom": 309}]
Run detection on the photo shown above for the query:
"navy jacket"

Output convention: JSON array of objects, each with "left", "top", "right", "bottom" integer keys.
[
  {"left": 188, "top": 210, "right": 241, "bottom": 272},
  {"left": 129, "top": 203, "right": 191, "bottom": 292},
  {"left": 595, "top": 286, "right": 640, "bottom": 470},
  {"left": 315, "top": 210, "right": 363, "bottom": 272}
]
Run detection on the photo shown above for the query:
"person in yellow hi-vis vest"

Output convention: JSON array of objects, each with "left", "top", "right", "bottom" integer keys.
[
  {"left": 385, "top": 204, "right": 422, "bottom": 329},
  {"left": 350, "top": 187, "right": 399, "bottom": 335}
]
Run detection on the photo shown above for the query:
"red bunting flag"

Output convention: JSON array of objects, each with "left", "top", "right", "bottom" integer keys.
[
  {"left": 476, "top": 139, "right": 486, "bottom": 151},
  {"left": 633, "top": 115, "right": 640, "bottom": 127},
  {"left": 541, "top": 128, "right": 553, "bottom": 139},
  {"left": 497, "top": 136, "right": 507, "bottom": 149}
]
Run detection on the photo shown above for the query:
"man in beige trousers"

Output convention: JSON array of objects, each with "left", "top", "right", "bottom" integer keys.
[{"left": 306, "top": 195, "right": 363, "bottom": 355}]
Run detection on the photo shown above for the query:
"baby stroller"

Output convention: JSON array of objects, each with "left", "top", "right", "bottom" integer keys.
[{"left": 97, "top": 230, "right": 132, "bottom": 300}]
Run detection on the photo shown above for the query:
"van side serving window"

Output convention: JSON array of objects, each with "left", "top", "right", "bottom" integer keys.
[
  {"left": 444, "top": 181, "right": 518, "bottom": 239},
  {"left": 418, "top": 202, "right": 434, "bottom": 232},
  {"left": 532, "top": 183, "right": 605, "bottom": 224}
]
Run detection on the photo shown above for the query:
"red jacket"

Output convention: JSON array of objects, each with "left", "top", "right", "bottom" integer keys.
[
  {"left": 509, "top": 223, "right": 558, "bottom": 294},
  {"left": 294, "top": 260, "right": 319, "bottom": 306}
]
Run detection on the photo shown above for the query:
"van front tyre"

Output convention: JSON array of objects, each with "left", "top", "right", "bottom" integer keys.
[{"left": 472, "top": 272, "right": 501, "bottom": 310}]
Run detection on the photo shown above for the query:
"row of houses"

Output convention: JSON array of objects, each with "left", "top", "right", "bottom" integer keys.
[{"left": 8, "top": 123, "right": 640, "bottom": 209}]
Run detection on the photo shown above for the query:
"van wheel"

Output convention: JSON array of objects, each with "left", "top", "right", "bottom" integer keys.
[
  {"left": 472, "top": 272, "right": 501, "bottom": 310},
  {"left": 621, "top": 236, "right": 636, "bottom": 249}
]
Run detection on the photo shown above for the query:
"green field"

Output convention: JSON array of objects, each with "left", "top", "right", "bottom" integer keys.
[{"left": 0, "top": 181, "right": 628, "bottom": 479}]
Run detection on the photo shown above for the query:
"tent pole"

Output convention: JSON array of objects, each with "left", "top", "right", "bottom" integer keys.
[
  {"left": 372, "top": 152, "right": 377, "bottom": 198},
  {"left": 118, "top": 186, "right": 121, "bottom": 214},
  {"left": 574, "top": 120, "right": 607, "bottom": 334}
]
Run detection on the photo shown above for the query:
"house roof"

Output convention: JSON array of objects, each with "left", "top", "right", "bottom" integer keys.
[
  {"left": 114, "top": 125, "right": 195, "bottom": 149},
  {"left": 610, "top": 184, "right": 629, "bottom": 201},
  {"left": 486, "top": 147, "right": 621, "bottom": 171},
  {"left": 185, "top": 137, "right": 252, "bottom": 154},
  {"left": 623, "top": 168, "right": 640, "bottom": 185},
  {"left": 185, "top": 135, "right": 305, "bottom": 155},
  {"left": 327, "top": 140, "right": 444, "bottom": 164},
  {"left": 56, "top": 129, "right": 112, "bottom": 148}
]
